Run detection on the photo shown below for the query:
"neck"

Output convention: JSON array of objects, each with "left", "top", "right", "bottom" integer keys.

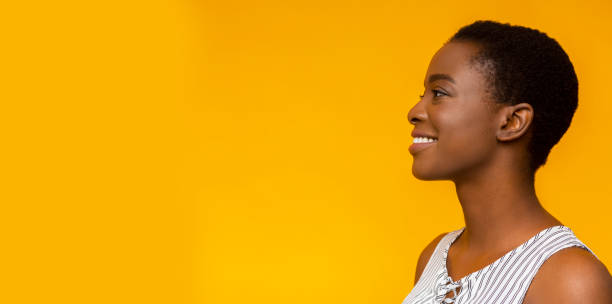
[{"left": 452, "top": 160, "right": 561, "bottom": 252}]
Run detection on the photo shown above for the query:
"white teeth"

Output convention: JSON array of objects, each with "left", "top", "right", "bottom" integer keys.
[{"left": 413, "top": 136, "right": 438, "bottom": 143}]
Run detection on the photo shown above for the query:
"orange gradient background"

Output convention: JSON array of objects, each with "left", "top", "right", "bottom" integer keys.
[{"left": 2, "top": 0, "right": 612, "bottom": 303}]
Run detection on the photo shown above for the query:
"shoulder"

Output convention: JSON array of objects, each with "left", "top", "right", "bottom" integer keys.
[
  {"left": 524, "top": 246, "right": 612, "bottom": 304},
  {"left": 414, "top": 232, "right": 447, "bottom": 285}
]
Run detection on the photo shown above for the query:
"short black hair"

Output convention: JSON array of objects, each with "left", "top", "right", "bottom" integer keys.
[{"left": 448, "top": 20, "right": 578, "bottom": 173}]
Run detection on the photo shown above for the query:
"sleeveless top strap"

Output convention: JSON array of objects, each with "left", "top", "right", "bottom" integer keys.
[{"left": 402, "top": 225, "right": 598, "bottom": 304}]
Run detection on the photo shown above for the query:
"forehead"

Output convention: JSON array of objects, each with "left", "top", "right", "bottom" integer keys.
[{"left": 424, "top": 41, "right": 483, "bottom": 87}]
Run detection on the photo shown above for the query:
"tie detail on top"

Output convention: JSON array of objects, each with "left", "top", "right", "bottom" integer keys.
[{"left": 435, "top": 276, "right": 461, "bottom": 303}]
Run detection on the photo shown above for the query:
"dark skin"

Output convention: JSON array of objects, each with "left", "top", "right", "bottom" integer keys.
[{"left": 407, "top": 41, "right": 612, "bottom": 303}]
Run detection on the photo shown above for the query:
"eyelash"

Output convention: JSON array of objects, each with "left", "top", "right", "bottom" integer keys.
[{"left": 419, "top": 89, "right": 447, "bottom": 99}]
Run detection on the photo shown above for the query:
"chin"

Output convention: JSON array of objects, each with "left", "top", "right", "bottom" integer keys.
[
  {"left": 411, "top": 163, "right": 445, "bottom": 181},
  {"left": 412, "top": 166, "right": 436, "bottom": 181}
]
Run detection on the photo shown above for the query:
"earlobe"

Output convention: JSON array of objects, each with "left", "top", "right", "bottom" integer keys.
[{"left": 496, "top": 103, "right": 533, "bottom": 142}]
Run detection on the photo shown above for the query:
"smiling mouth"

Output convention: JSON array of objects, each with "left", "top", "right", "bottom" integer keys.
[
  {"left": 409, "top": 137, "right": 437, "bottom": 154},
  {"left": 412, "top": 136, "right": 438, "bottom": 143}
]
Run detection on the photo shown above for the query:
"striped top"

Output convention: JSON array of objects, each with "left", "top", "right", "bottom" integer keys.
[{"left": 401, "top": 225, "right": 598, "bottom": 304}]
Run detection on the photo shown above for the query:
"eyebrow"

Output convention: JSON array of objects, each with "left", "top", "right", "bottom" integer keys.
[{"left": 425, "top": 73, "right": 456, "bottom": 86}]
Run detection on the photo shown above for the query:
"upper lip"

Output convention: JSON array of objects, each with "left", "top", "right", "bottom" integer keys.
[{"left": 411, "top": 130, "right": 438, "bottom": 139}]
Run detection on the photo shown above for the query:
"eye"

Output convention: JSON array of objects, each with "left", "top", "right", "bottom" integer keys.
[{"left": 432, "top": 89, "right": 447, "bottom": 97}]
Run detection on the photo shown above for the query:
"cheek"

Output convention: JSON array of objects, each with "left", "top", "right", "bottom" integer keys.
[{"left": 435, "top": 109, "right": 497, "bottom": 163}]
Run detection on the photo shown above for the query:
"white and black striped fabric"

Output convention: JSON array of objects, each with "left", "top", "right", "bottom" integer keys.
[{"left": 401, "top": 225, "right": 598, "bottom": 304}]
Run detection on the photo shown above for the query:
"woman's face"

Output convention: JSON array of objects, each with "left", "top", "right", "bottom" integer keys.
[{"left": 407, "top": 41, "right": 502, "bottom": 181}]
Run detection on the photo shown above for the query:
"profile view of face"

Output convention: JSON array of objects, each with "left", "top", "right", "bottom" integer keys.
[{"left": 407, "top": 42, "right": 502, "bottom": 181}]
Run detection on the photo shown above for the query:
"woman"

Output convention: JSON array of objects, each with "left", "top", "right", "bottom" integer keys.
[{"left": 401, "top": 20, "right": 612, "bottom": 303}]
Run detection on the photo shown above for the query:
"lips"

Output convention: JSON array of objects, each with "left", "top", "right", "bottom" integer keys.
[
  {"left": 409, "top": 130, "right": 438, "bottom": 155},
  {"left": 411, "top": 130, "right": 438, "bottom": 139},
  {"left": 409, "top": 140, "right": 436, "bottom": 154}
]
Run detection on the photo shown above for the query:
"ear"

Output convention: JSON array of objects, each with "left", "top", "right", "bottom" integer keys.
[{"left": 496, "top": 103, "right": 534, "bottom": 142}]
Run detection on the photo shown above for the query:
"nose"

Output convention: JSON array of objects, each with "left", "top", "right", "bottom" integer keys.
[{"left": 407, "top": 98, "right": 426, "bottom": 125}]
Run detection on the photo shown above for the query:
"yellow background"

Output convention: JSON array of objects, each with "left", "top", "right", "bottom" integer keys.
[{"left": 2, "top": 0, "right": 612, "bottom": 303}]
